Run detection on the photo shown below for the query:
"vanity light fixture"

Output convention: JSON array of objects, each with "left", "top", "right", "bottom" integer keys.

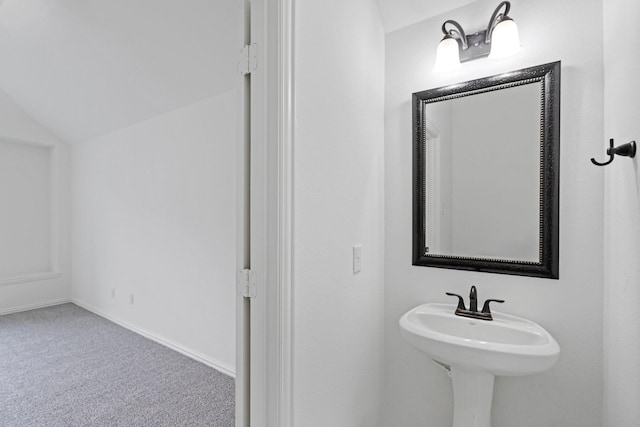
[{"left": 433, "top": 1, "right": 521, "bottom": 72}]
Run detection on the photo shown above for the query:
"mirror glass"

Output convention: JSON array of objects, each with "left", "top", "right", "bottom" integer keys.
[{"left": 413, "top": 62, "right": 560, "bottom": 278}]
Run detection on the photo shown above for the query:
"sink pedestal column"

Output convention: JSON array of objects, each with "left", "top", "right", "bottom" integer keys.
[{"left": 450, "top": 367, "right": 495, "bottom": 427}]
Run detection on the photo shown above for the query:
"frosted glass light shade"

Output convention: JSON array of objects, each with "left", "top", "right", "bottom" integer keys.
[
  {"left": 433, "top": 37, "right": 461, "bottom": 73},
  {"left": 488, "top": 18, "right": 521, "bottom": 60}
]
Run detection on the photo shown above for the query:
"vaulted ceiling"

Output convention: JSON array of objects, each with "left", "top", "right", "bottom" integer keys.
[
  {"left": 0, "top": 0, "right": 238, "bottom": 143},
  {"left": 0, "top": 0, "right": 475, "bottom": 144}
]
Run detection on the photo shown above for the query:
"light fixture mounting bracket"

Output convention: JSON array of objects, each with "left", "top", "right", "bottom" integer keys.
[{"left": 458, "top": 30, "right": 492, "bottom": 62}]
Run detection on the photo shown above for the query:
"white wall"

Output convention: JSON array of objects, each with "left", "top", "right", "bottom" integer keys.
[
  {"left": 71, "top": 92, "right": 237, "bottom": 374},
  {"left": 292, "top": 0, "right": 386, "bottom": 424},
  {"left": 0, "top": 90, "right": 71, "bottom": 314},
  {"left": 384, "top": 0, "right": 604, "bottom": 425},
  {"left": 602, "top": 0, "right": 640, "bottom": 425},
  {"left": 375, "top": 0, "right": 477, "bottom": 34}
]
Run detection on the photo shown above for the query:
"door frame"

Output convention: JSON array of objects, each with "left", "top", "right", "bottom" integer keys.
[
  {"left": 272, "top": 0, "right": 294, "bottom": 424},
  {"left": 238, "top": 0, "right": 295, "bottom": 425},
  {"left": 235, "top": 0, "right": 251, "bottom": 425}
]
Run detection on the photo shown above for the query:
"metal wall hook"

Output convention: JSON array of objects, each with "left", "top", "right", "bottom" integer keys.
[{"left": 591, "top": 138, "right": 636, "bottom": 166}]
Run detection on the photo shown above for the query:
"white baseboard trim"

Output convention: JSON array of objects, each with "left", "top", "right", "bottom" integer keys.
[
  {"left": 0, "top": 297, "right": 71, "bottom": 316},
  {"left": 71, "top": 298, "right": 236, "bottom": 378}
]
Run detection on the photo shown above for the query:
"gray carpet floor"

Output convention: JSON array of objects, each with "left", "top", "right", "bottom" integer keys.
[{"left": 0, "top": 303, "right": 234, "bottom": 426}]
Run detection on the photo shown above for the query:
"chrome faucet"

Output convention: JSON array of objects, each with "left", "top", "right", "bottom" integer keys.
[{"left": 446, "top": 285, "right": 504, "bottom": 321}]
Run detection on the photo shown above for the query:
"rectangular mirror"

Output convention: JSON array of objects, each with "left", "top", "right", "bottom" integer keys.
[{"left": 412, "top": 62, "right": 560, "bottom": 278}]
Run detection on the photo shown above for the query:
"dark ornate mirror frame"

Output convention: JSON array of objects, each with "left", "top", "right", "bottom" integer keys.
[{"left": 412, "top": 61, "right": 560, "bottom": 279}]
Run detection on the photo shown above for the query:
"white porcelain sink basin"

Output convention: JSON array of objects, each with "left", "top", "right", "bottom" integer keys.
[
  {"left": 400, "top": 303, "right": 560, "bottom": 427},
  {"left": 400, "top": 303, "right": 560, "bottom": 376}
]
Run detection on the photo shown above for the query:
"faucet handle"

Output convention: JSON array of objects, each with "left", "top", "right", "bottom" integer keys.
[
  {"left": 445, "top": 292, "right": 466, "bottom": 311},
  {"left": 481, "top": 299, "right": 505, "bottom": 315}
]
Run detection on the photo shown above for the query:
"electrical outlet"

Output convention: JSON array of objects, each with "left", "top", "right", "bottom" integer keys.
[{"left": 353, "top": 245, "right": 362, "bottom": 274}]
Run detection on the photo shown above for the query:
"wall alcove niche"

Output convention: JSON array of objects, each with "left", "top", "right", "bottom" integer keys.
[
  {"left": 0, "top": 137, "right": 60, "bottom": 285},
  {"left": 412, "top": 61, "right": 560, "bottom": 279}
]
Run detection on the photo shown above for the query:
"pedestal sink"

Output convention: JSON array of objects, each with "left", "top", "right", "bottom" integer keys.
[{"left": 399, "top": 303, "right": 560, "bottom": 427}]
